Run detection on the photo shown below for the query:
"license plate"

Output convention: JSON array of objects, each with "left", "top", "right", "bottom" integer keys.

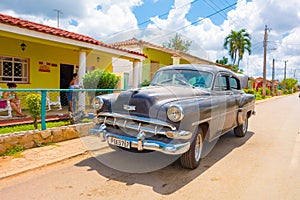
[{"left": 108, "top": 137, "right": 130, "bottom": 149}]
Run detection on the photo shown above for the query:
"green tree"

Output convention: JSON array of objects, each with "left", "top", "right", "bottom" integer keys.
[
  {"left": 282, "top": 78, "right": 298, "bottom": 91},
  {"left": 216, "top": 56, "right": 229, "bottom": 65},
  {"left": 223, "top": 29, "right": 252, "bottom": 67},
  {"left": 216, "top": 57, "right": 243, "bottom": 73},
  {"left": 163, "top": 33, "right": 192, "bottom": 53}
]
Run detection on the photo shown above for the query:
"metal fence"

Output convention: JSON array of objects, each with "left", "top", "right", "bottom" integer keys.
[{"left": 0, "top": 88, "right": 123, "bottom": 130}]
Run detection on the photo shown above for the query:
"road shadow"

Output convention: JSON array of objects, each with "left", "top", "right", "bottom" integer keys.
[{"left": 75, "top": 131, "right": 254, "bottom": 195}]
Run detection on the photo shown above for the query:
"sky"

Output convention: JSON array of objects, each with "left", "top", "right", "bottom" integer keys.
[{"left": 0, "top": 0, "right": 300, "bottom": 82}]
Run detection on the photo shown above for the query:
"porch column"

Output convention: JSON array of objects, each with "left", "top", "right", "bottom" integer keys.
[
  {"left": 172, "top": 55, "right": 180, "bottom": 65},
  {"left": 132, "top": 61, "right": 140, "bottom": 88},
  {"left": 78, "top": 51, "right": 86, "bottom": 111}
]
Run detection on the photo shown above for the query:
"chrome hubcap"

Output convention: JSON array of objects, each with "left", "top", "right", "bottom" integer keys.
[
  {"left": 194, "top": 134, "right": 203, "bottom": 161},
  {"left": 243, "top": 117, "right": 248, "bottom": 133}
]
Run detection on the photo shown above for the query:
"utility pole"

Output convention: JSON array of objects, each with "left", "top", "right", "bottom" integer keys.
[
  {"left": 283, "top": 60, "right": 287, "bottom": 93},
  {"left": 262, "top": 25, "right": 270, "bottom": 98},
  {"left": 272, "top": 58, "right": 275, "bottom": 96},
  {"left": 54, "top": 9, "right": 63, "bottom": 28}
]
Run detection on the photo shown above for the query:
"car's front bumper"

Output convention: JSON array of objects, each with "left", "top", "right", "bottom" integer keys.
[{"left": 89, "top": 124, "right": 191, "bottom": 155}]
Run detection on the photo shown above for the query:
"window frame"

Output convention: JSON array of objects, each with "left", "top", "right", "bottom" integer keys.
[
  {"left": 213, "top": 73, "right": 230, "bottom": 91},
  {"left": 229, "top": 76, "right": 241, "bottom": 90},
  {"left": 0, "top": 55, "right": 29, "bottom": 84}
]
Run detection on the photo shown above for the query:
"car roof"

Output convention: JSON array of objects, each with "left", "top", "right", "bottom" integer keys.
[{"left": 157, "top": 64, "right": 234, "bottom": 75}]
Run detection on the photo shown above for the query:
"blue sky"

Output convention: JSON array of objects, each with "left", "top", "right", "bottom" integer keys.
[
  {"left": 132, "top": 0, "right": 245, "bottom": 28},
  {"left": 0, "top": 0, "right": 299, "bottom": 81}
]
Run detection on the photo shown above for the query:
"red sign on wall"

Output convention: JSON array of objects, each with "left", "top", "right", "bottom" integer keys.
[{"left": 38, "top": 61, "right": 51, "bottom": 72}]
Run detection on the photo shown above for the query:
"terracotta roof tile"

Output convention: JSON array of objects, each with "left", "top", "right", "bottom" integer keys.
[
  {"left": 0, "top": 13, "right": 146, "bottom": 58},
  {"left": 111, "top": 38, "right": 228, "bottom": 67},
  {"left": 0, "top": 13, "right": 103, "bottom": 45}
]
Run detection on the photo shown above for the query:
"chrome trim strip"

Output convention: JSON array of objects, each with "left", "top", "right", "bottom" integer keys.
[
  {"left": 192, "top": 117, "right": 212, "bottom": 126},
  {"left": 97, "top": 112, "right": 177, "bottom": 130}
]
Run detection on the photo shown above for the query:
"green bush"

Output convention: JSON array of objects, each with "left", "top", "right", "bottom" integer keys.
[
  {"left": 26, "top": 94, "right": 41, "bottom": 129},
  {"left": 243, "top": 88, "right": 255, "bottom": 94},
  {"left": 255, "top": 93, "right": 263, "bottom": 100},
  {"left": 83, "top": 70, "right": 121, "bottom": 96},
  {"left": 140, "top": 80, "right": 150, "bottom": 87},
  {"left": 266, "top": 88, "right": 271, "bottom": 96}
]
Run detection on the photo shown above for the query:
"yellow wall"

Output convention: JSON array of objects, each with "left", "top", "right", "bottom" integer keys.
[
  {"left": 141, "top": 48, "right": 191, "bottom": 82},
  {"left": 0, "top": 36, "right": 114, "bottom": 89}
]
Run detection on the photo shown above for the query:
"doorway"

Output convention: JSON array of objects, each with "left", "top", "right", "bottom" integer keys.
[
  {"left": 124, "top": 72, "right": 129, "bottom": 90},
  {"left": 60, "top": 64, "right": 74, "bottom": 106}
]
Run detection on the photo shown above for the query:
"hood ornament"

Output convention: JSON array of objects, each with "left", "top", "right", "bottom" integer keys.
[{"left": 123, "top": 105, "right": 136, "bottom": 111}]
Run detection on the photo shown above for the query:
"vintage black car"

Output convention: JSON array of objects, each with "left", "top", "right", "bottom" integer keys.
[{"left": 90, "top": 64, "right": 255, "bottom": 169}]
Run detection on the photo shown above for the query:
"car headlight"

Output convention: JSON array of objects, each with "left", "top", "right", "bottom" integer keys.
[
  {"left": 167, "top": 104, "right": 184, "bottom": 122},
  {"left": 93, "top": 96, "right": 104, "bottom": 110}
]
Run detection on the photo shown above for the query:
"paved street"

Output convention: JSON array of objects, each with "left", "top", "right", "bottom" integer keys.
[{"left": 0, "top": 94, "right": 299, "bottom": 200}]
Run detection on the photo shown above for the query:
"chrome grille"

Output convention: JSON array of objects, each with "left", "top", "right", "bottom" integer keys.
[{"left": 96, "top": 112, "right": 176, "bottom": 136}]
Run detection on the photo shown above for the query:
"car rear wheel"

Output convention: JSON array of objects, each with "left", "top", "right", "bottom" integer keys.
[
  {"left": 180, "top": 127, "right": 203, "bottom": 169},
  {"left": 234, "top": 116, "right": 248, "bottom": 137}
]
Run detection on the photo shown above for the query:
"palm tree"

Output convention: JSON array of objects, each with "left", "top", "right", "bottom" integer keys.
[{"left": 223, "top": 29, "right": 252, "bottom": 67}]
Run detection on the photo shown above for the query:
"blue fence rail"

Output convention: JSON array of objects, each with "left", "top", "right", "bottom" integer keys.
[{"left": 0, "top": 88, "right": 123, "bottom": 130}]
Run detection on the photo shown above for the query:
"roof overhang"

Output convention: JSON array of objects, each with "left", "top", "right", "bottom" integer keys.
[{"left": 0, "top": 23, "right": 146, "bottom": 61}]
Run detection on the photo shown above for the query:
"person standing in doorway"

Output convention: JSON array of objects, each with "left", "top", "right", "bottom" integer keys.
[{"left": 67, "top": 73, "right": 79, "bottom": 112}]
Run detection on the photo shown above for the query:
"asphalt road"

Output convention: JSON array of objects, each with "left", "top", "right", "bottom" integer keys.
[{"left": 0, "top": 94, "right": 299, "bottom": 200}]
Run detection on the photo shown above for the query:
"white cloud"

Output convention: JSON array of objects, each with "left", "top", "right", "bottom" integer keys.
[{"left": 147, "top": 0, "right": 192, "bottom": 31}]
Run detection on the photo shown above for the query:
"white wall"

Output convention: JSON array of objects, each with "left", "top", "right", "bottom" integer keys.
[{"left": 112, "top": 58, "right": 133, "bottom": 88}]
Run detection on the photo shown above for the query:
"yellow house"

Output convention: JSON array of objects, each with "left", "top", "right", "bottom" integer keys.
[
  {"left": 111, "top": 38, "right": 219, "bottom": 87},
  {"left": 0, "top": 13, "right": 146, "bottom": 105}
]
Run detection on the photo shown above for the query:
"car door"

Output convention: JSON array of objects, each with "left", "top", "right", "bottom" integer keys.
[
  {"left": 208, "top": 73, "right": 227, "bottom": 140},
  {"left": 212, "top": 73, "right": 237, "bottom": 136},
  {"left": 229, "top": 75, "right": 243, "bottom": 127}
]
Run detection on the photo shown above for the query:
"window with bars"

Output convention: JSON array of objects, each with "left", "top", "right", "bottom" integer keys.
[{"left": 0, "top": 55, "right": 29, "bottom": 83}]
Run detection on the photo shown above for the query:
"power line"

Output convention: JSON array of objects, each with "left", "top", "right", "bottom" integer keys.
[
  {"left": 204, "top": 0, "right": 228, "bottom": 20},
  {"left": 145, "top": 2, "right": 239, "bottom": 54},
  {"left": 176, "top": 2, "right": 238, "bottom": 32},
  {"left": 104, "top": 0, "right": 201, "bottom": 40}
]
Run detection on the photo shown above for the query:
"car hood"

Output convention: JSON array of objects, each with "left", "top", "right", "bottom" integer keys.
[{"left": 111, "top": 86, "right": 210, "bottom": 118}]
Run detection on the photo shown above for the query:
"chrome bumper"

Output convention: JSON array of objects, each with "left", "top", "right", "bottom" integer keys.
[
  {"left": 89, "top": 124, "right": 191, "bottom": 155},
  {"left": 94, "top": 112, "right": 192, "bottom": 140}
]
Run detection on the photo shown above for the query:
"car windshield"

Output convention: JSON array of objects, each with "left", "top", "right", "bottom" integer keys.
[{"left": 150, "top": 69, "right": 213, "bottom": 89}]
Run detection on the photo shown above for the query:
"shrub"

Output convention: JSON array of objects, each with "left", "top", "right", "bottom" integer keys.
[
  {"left": 243, "top": 88, "right": 255, "bottom": 94},
  {"left": 83, "top": 70, "right": 121, "bottom": 103},
  {"left": 255, "top": 93, "right": 263, "bottom": 100},
  {"left": 140, "top": 80, "right": 150, "bottom": 87},
  {"left": 26, "top": 94, "right": 41, "bottom": 129},
  {"left": 266, "top": 88, "right": 271, "bottom": 96}
]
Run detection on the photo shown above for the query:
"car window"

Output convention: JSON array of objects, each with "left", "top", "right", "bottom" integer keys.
[
  {"left": 230, "top": 77, "right": 240, "bottom": 90},
  {"left": 151, "top": 69, "right": 213, "bottom": 88},
  {"left": 214, "top": 74, "right": 228, "bottom": 91}
]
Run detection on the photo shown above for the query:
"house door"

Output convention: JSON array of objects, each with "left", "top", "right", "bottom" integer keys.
[
  {"left": 150, "top": 61, "right": 160, "bottom": 80},
  {"left": 60, "top": 64, "right": 74, "bottom": 106},
  {"left": 124, "top": 73, "right": 129, "bottom": 90}
]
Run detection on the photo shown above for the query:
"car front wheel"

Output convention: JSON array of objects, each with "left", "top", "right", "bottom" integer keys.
[{"left": 180, "top": 127, "right": 203, "bottom": 169}]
